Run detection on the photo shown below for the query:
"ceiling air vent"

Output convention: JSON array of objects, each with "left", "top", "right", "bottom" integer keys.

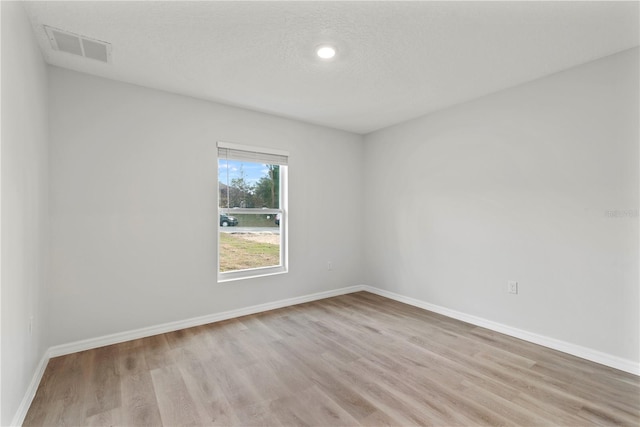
[{"left": 44, "top": 26, "right": 111, "bottom": 63}]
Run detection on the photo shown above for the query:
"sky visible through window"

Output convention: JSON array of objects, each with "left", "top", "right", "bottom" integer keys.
[{"left": 219, "top": 159, "right": 270, "bottom": 185}]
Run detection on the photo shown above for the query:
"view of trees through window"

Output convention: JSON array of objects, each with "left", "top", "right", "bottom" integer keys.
[
  {"left": 219, "top": 162, "right": 279, "bottom": 209},
  {"left": 218, "top": 159, "right": 283, "bottom": 274}
]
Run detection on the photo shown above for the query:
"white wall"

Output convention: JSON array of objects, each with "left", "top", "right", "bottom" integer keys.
[
  {"left": 1, "top": 2, "right": 50, "bottom": 425},
  {"left": 47, "top": 67, "right": 364, "bottom": 346},
  {"left": 364, "top": 48, "right": 639, "bottom": 364}
]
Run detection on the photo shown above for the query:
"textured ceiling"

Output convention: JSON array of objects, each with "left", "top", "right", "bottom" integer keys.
[{"left": 24, "top": 1, "right": 639, "bottom": 134}]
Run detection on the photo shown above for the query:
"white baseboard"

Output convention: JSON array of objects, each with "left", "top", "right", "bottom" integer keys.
[
  {"left": 362, "top": 285, "right": 640, "bottom": 376},
  {"left": 10, "top": 351, "right": 49, "bottom": 427},
  {"left": 48, "top": 285, "right": 366, "bottom": 358}
]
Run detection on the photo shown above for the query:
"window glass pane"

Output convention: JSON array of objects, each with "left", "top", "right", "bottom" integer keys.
[
  {"left": 218, "top": 156, "right": 285, "bottom": 277},
  {"left": 218, "top": 159, "right": 280, "bottom": 209},
  {"left": 219, "top": 212, "right": 281, "bottom": 272}
]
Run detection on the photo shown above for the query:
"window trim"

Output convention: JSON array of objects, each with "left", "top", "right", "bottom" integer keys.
[{"left": 216, "top": 141, "right": 288, "bottom": 283}]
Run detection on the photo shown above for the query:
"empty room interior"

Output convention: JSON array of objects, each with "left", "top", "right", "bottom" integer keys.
[{"left": 2, "top": 1, "right": 639, "bottom": 426}]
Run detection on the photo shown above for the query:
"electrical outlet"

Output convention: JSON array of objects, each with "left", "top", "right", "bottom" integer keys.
[
  {"left": 327, "top": 261, "right": 333, "bottom": 271},
  {"left": 507, "top": 281, "right": 518, "bottom": 294}
]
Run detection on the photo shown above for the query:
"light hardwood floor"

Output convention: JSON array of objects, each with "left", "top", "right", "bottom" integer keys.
[{"left": 24, "top": 292, "right": 639, "bottom": 426}]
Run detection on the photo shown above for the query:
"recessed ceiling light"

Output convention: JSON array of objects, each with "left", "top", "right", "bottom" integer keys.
[{"left": 316, "top": 45, "right": 336, "bottom": 59}]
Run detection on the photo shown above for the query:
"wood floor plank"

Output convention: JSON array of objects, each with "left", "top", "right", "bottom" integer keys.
[
  {"left": 150, "top": 364, "right": 203, "bottom": 426},
  {"left": 269, "top": 337, "right": 379, "bottom": 422},
  {"left": 24, "top": 352, "right": 89, "bottom": 426},
  {"left": 267, "top": 394, "right": 313, "bottom": 427},
  {"left": 175, "top": 348, "right": 238, "bottom": 426},
  {"left": 83, "top": 345, "right": 121, "bottom": 418},
  {"left": 118, "top": 348, "right": 163, "bottom": 427},
  {"left": 141, "top": 334, "right": 174, "bottom": 371},
  {"left": 84, "top": 408, "right": 122, "bottom": 427},
  {"left": 284, "top": 385, "right": 361, "bottom": 427},
  {"left": 24, "top": 291, "right": 640, "bottom": 426}
]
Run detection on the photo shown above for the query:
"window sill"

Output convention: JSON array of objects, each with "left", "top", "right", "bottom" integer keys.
[{"left": 217, "top": 266, "right": 288, "bottom": 283}]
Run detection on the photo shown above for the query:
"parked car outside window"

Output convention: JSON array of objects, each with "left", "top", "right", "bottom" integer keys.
[{"left": 220, "top": 213, "right": 238, "bottom": 227}]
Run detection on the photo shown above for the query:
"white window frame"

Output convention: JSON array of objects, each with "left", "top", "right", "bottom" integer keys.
[{"left": 217, "top": 141, "right": 288, "bottom": 282}]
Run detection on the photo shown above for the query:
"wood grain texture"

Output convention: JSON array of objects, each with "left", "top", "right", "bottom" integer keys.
[{"left": 23, "top": 292, "right": 640, "bottom": 426}]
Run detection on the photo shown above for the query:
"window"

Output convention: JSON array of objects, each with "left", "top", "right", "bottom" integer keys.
[{"left": 217, "top": 141, "right": 288, "bottom": 282}]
